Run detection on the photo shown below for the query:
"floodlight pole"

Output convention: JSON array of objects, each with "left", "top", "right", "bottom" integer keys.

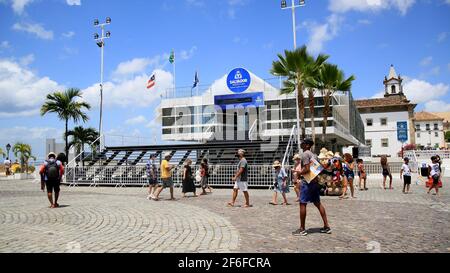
[
  {"left": 94, "top": 19, "right": 111, "bottom": 151},
  {"left": 282, "top": 0, "right": 305, "bottom": 151}
]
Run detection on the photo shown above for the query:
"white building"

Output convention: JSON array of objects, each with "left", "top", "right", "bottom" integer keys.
[
  {"left": 355, "top": 65, "right": 416, "bottom": 158},
  {"left": 413, "top": 112, "right": 446, "bottom": 149},
  {"left": 159, "top": 67, "right": 365, "bottom": 151}
]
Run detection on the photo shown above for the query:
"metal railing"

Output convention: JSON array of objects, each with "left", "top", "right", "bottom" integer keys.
[
  {"left": 282, "top": 125, "right": 296, "bottom": 168},
  {"left": 68, "top": 134, "right": 104, "bottom": 168},
  {"left": 248, "top": 119, "right": 260, "bottom": 141},
  {"left": 405, "top": 150, "right": 450, "bottom": 159}
]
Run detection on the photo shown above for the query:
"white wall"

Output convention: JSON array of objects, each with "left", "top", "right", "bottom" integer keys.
[
  {"left": 414, "top": 120, "right": 445, "bottom": 148},
  {"left": 361, "top": 111, "right": 410, "bottom": 158}
]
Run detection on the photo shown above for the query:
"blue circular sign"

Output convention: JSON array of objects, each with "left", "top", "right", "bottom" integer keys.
[{"left": 227, "top": 68, "right": 251, "bottom": 93}]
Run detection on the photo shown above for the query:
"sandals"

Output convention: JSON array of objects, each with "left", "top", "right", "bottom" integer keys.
[
  {"left": 282, "top": 202, "right": 291, "bottom": 206},
  {"left": 227, "top": 202, "right": 234, "bottom": 207},
  {"left": 269, "top": 202, "right": 278, "bottom": 206}
]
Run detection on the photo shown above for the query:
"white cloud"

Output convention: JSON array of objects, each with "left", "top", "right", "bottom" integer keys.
[
  {"left": 179, "top": 46, "right": 197, "bottom": 60},
  {"left": 306, "top": 14, "right": 343, "bottom": 53},
  {"left": 0, "top": 59, "right": 64, "bottom": 118},
  {"left": 1, "top": 41, "right": 11, "bottom": 49},
  {"left": 329, "top": 0, "right": 416, "bottom": 15},
  {"left": 82, "top": 69, "right": 173, "bottom": 108},
  {"left": 62, "top": 31, "right": 75, "bottom": 38},
  {"left": 66, "top": 0, "right": 81, "bottom": 5},
  {"left": 113, "top": 58, "right": 154, "bottom": 77},
  {"left": 13, "top": 22, "right": 54, "bottom": 40},
  {"left": 402, "top": 77, "right": 449, "bottom": 104},
  {"left": 419, "top": 66, "right": 441, "bottom": 79},
  {"left": 424, "top": 100, "right": 450, "bottom": 112},
  {"left": 19, "top": 54, "right": 34, "bottom": 66},
  {"left": 420, "top": 56, "right": 432, "bottom": 66},
  {"left": 125, "top": 115, "right": 148, "bottom": 125},
  {"left": 437, "top": 32, "right": 448, "bottom": 42},
  {"left": 10, "top": 0, "right": 34, "bottom": 14}
]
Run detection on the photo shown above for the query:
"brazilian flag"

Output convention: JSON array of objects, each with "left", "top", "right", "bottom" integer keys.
[{"left": 169, "top": 50, "right": 175, "bottom": 64}]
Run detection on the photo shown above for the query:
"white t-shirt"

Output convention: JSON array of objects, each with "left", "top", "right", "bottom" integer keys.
[
  {"left": 401, "top": 163, "right": 411, "bottom": 176},
  {"left": 4, "top": 159, "right": 11, "bottom": 167},
  {"left": 429, "top": 163, "right": 440, "bottom": 177}
]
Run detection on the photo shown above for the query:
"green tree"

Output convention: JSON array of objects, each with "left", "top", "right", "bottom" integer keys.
[
  {"left": 271, "top": 45, "right": 328, "bottom": 142},
  {"left": 445, "top": 131, "right": 450, "bottom": 143},
  {"left": 306, "top": 63, "right": 355, "bottom": 147},
  {"left": 66, "top": 126, "right": 99, "bottom": 166},
  {"left": 13, "top": 143, "right": 36, "bottom": 173},
  {"left": 41, "top": 88, "right": 91, "bottom": 163},
  {"left": 0, "top": 147, "right": 4, "bottom": 158}
]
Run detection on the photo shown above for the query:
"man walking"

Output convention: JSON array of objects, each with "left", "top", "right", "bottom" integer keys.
[
  {"left": 39, "top": 153, "right": 64, "bottom": 208},
  {"left": 292, "top": 139, "right": 331, "bottom": 236},
  {"left": 146, "top": 154, "right": 158, "bottom": 200},
  {"left": 153, "top": 152, "right": 176, "bottom": 201},
  {"left": 4, "top": 157, "right": 11, "bottom": 176},
  {"left": 228, "top": 149, "right": 251, "bottom": 208}
]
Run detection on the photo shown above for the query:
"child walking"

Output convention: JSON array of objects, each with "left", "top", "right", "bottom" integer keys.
[
  {"left": 356, "top": 159, "right": 368, "bottom": 191},
  {"left": 400, "top": 157, "right": 412, "bottom": 194},
  {"left": 427, "top": 156, "right": 441, "bottom": 197}
]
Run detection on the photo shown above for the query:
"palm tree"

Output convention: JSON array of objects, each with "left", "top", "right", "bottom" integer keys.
[
  {"left": 13, "top": 143, "right": 36, "bottom": 173},
  {"left": 307, "top": 63, "right": 355, "bottom": 147},
  {"left": 0, "top": 147, "right": 5, "bottom": 158},
  {"left": 41, "top": 88, "right": 91, "bottom": 163},
  {"left": 271, "top": 46, "right": 328, "bottom": 142},
  {"left": 66, "top": 126, "right": 99, "bottom": 166}
]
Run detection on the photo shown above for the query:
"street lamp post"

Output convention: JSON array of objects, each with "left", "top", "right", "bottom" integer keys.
[
  {"left": 6, "top": 143, "right": 11, "bottom": 159},
  {"left": 93, "top": 17, "right": 111, "bottom": 151},
  {"left": 281, "top": 0, "right": 305, "bottom": 151}
]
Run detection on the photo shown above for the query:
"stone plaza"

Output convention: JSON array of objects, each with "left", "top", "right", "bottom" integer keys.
[{"left": 0, "top": 176, "right": 449, "bottom": 253}]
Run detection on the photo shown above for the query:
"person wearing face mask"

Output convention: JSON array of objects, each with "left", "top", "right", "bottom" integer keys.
[{"left": 39, "top": 153, "right": 64, "bottom": 208}]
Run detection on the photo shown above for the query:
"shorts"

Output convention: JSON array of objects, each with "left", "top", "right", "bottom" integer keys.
[
  {"left": 345, "top": 171, "right": 355, "bottom": 180},
  {"left": 432, "top": 175, "right": 440, "bottom": 185},
  {"left": 147, "top": 177, "right": 158, "bottom": 185},
  {"left": 161, "top": 177, "right": 173, "bottom": 188},
  {"left": 45, "top": 179, "right": 60, "bottom": 193},
  {"left": 234, "top": 181, "right": 248, "bottom": 191},
  {"left": 382, "top": 170, "right": 391, "bottom": 177},
  {"left": 403, "top": 175, "right": 411, "bottom": 185},
  {"left": 299, "top": 180, "right": 321, "bottom": 204}
]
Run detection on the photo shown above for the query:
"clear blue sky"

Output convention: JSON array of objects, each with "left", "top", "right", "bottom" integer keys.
[{"left": 0, "top": 0, "right": 449, "bottom": 160}]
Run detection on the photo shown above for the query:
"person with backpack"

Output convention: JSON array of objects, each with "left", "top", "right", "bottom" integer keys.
[
  {"left": 39, "top": 152, "right": 64, "bottom": 208},
  {"left": 4, "top": 157, "right": 11, "bottom": 176}
]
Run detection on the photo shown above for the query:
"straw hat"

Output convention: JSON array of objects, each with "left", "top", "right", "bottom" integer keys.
[
  {"left": 47, "top": 152, "right": 56, "bottom": 158},
  {"left": 272, "top": 160, "right": 281, "bottom": 168},
  {"left": 318, "top": 150, "right": 328, "bottom": 160},
  {"left": 164, "top": 152, "right": 172, "bottom": 158},
  {"left": 320, "top": 148, "right": 328, "bottom": 154},
  {"left": 293, "top": 154, "right": 301, "bottom": 160},
  {"left": 334, "top": 152, "right": 342, "bottom": 159},
  {"left": 326, "top": 151, "right": 334, "bottom": 159}
]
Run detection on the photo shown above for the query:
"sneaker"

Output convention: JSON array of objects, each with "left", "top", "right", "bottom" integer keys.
[
  {"left": 320, "top": 227, "right": 332, "bottom": 234},
  {"left": 292, "top": 229, "right": 307, "bottom": 236}
]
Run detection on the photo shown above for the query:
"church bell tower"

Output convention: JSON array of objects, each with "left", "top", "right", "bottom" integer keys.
[{"left": 383, "top": 64, "right": 405, "bottom": 98}]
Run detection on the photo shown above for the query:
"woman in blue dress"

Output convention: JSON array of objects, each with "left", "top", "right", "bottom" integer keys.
[{"left": 270, "top": 160, "right": 290, "bottom": 206}]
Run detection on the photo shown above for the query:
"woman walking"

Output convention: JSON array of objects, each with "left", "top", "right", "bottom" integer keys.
[
  {"left": 182, "top": 159, "right": 197, "bottom": 197},
  {"left": 356, "top": 159, "right": 368, "bottom": 191},
  {"left": 200, "top": 159, "right": 212, "bottom": 195},
  {"left": 381, "top": 155, "right": 393, "bottom": 190},
  {"left": 270, "top": 161, "right": 290, "bottom": 206},
  {"left": 343, "top": 153, "right": 356, "bottom": 198}
]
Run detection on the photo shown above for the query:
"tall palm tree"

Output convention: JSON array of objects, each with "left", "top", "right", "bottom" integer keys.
[
  {"left": 271, "top": 45, "right": 328, "bottom": 142},
  {"left": 66, "top": 126, "right": 99, "bottom": 166},
  {"left": 0, "top": 147, "right": 5, "bottom": 158},
  {"left": 41, "top": 88, "right": 91, "bottom": 163},
  {"left": 13, "top": 143, "right": 36, "bottom": 173},
  {"left": 307, "top": 63, "right": 355, "bottom": 146}
]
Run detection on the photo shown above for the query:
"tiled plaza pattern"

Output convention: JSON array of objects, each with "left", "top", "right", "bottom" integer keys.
[{"left": 0, "top": 176, "right": 449, "bottom": 253}]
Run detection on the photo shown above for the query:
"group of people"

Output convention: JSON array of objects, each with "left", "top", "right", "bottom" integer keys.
[{"left": 145, "top": 152, "right": 214, "bottom": 201}]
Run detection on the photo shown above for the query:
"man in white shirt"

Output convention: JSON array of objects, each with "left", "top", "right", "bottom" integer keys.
[
  {"left": 4, "top": 158, "right": 11, "bottom": 176},
  {"left": 400, "top": 157, "right": 412, "bottom": 194}
]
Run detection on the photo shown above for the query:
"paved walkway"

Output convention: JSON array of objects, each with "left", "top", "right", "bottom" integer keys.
[{"left": 0, "top": 176, "right": 449, "bottom": 253}]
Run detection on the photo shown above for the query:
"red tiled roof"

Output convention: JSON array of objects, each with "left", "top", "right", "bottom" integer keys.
[
  {"left": 355, "top": 95, "right": 414, "bottom": 108},
  {"left": 413, "top": 111, "right": 444, "bottom": 121}
]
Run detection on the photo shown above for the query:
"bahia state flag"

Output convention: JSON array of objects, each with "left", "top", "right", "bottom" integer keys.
[
  {"left": 147, "top": 74, "right": 155, "bottom": 89},
  {"left": 169, "top": 50, "right": 175, "bottom": 64}
]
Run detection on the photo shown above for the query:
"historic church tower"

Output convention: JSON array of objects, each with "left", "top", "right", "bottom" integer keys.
[{"left": 383, "top": 65, "right": 405, "bottom": 98}]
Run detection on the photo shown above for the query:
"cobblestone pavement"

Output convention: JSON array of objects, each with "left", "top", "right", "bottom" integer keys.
[{"left": 0, "top": 176, "right": 449, "bottom": 253}]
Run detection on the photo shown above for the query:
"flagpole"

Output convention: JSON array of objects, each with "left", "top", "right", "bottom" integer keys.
[{"left": 173, "top": 49, "right": 176, "bottom": 98}]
